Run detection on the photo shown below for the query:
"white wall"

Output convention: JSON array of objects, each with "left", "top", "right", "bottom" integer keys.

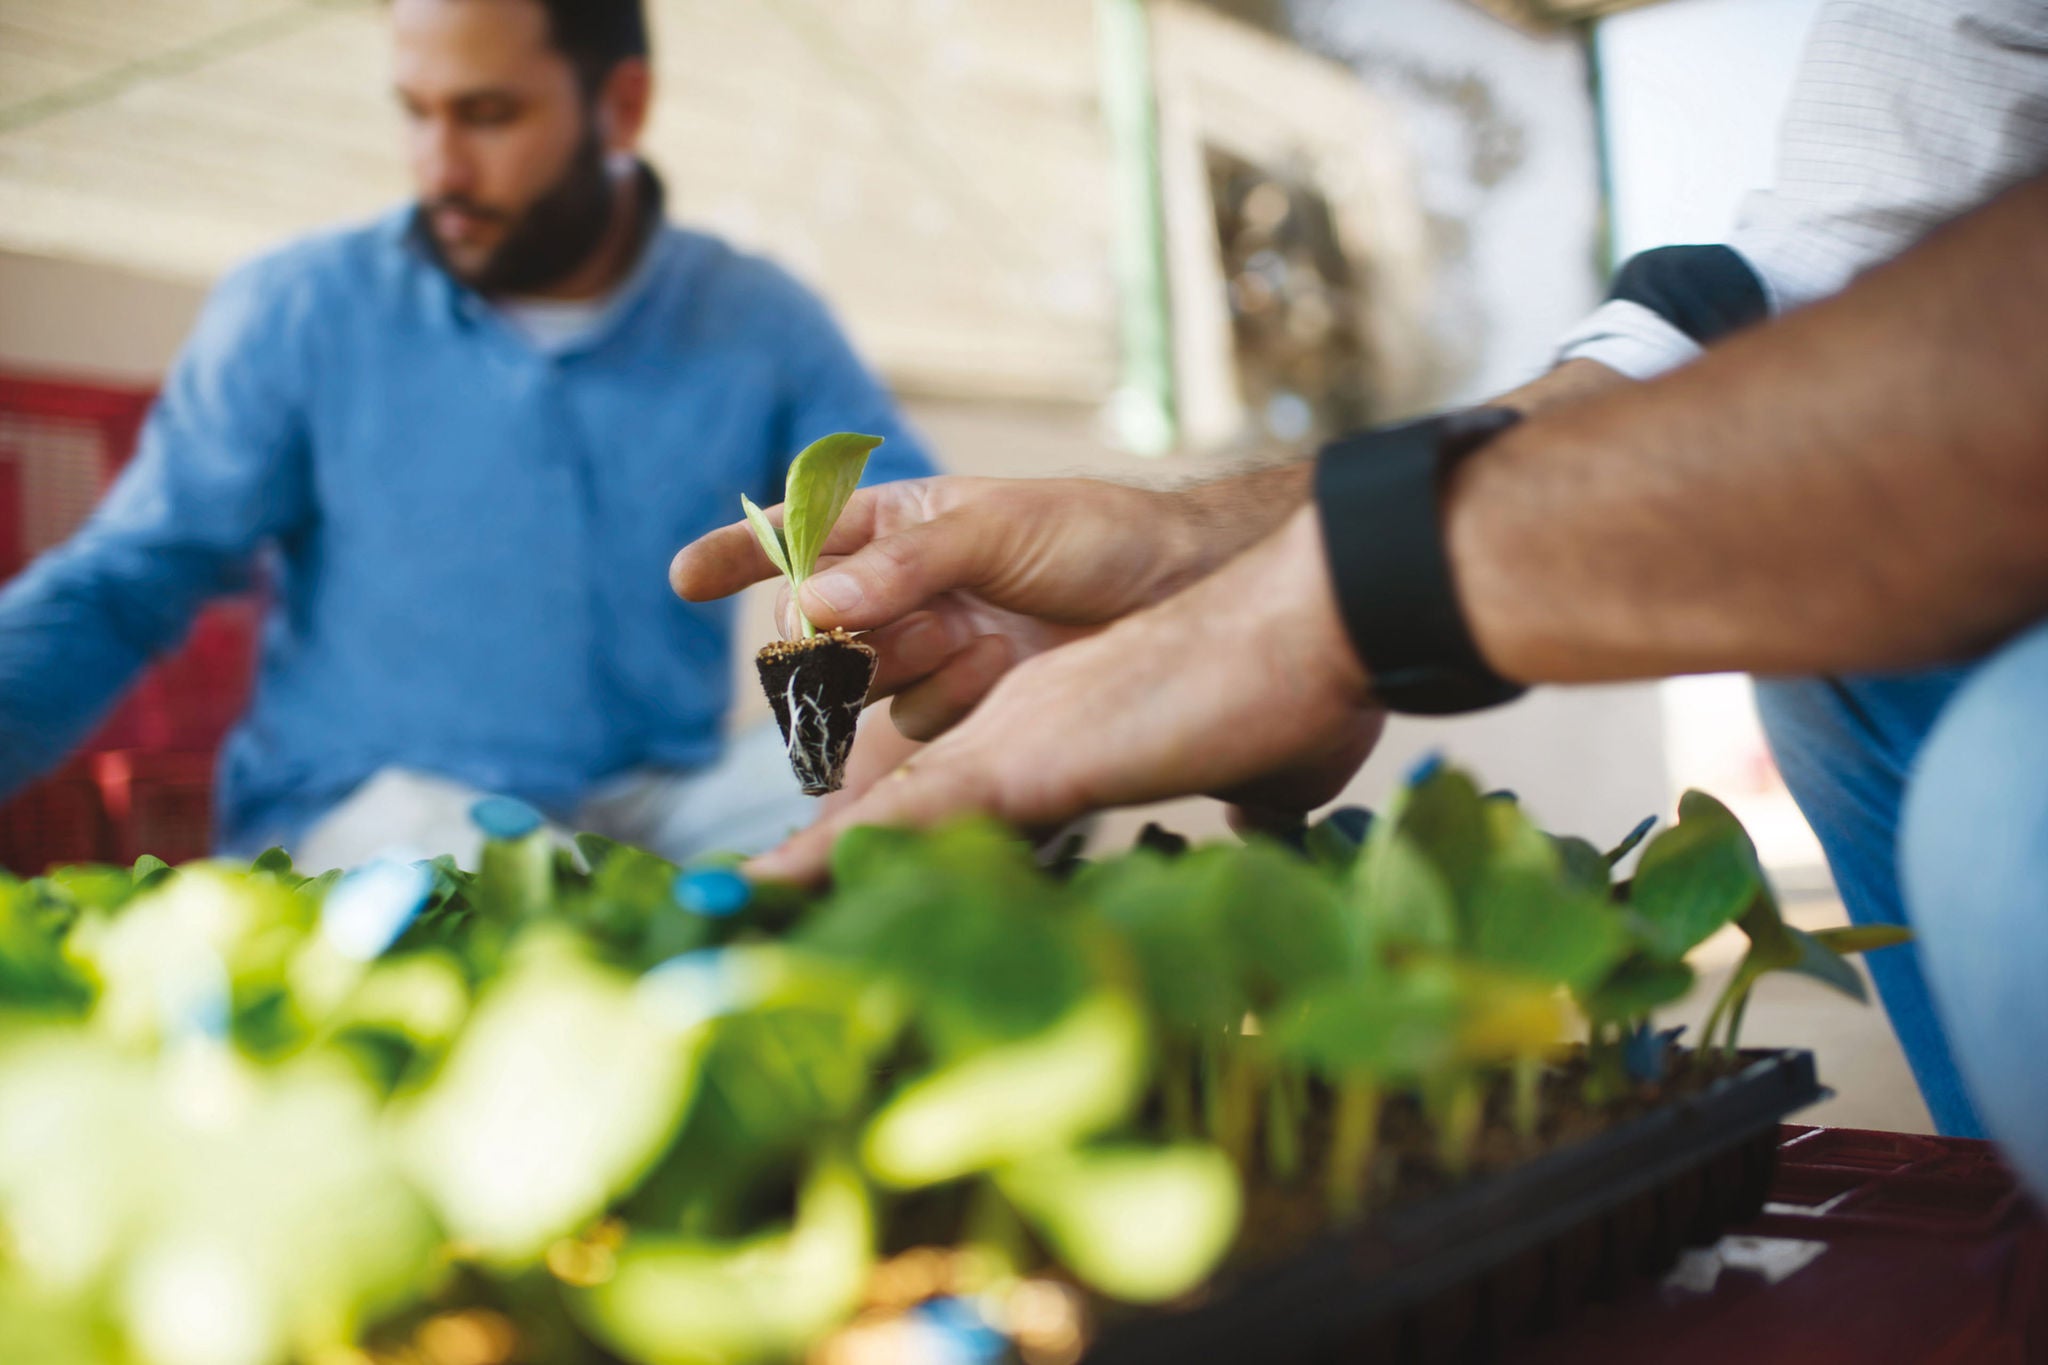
[
  {"left": 1598, "top": 0, "right": 1822, "bottom": 261},
  {"left": 1256, "top": 0, "right": 1671, "bottom": 850},
  {"left": 1595, "top": 0, "right": 1829, "bottom": 877},
  {"left": 1288, "top": 0, "right": 1609, "bottom": 402}
]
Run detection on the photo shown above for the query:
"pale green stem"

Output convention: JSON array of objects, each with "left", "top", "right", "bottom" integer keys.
[
  {"left": 1265, "top": 1062, "right": 1301, "bottom": 1182},
  {"left": 1162, "top": 1039, "right": 1197, "bottom": 1138},
  {"left": 1327, "top": 1076, "right": 1382, "bottom": 1219},
  {"left": 1429, "top": 1076, "right": 1484, "bottom": 1179},
  {"left": 1512, "top": 1055, "right": 1544, "bottom": 1142},
  {"left": 1219, "top": 1042, "right": 1262, "bottom": 1169},
  {"left": 1201, "top": 1034, "right": 1226, "bottom": 1142},
  {"left": 1723, "top": 992, "right": 1753, "bottom": 1059}
]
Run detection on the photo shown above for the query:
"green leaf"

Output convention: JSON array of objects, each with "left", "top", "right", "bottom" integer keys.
[
  {"left": 1811, "top": 923, "right": 1913, "bottom": 956},
  {"left": 738, "top": 493, "right": 792, "bottom": 581},
  {"left": 1079, "top": 853, "right": 1245, "bottom": 1033},
  {"left": 1783, "top": 925, "right": 1868, "bottom": 1002},
  {"left": 1630, "top": 792, "right": 1764, "bottom": 960},
  {"left": 252, "top": 846, "right": 296, "bottom": 877},
  {"left": 397, "top": 933, "right": 705, "bottom": 1263},
  {"left": 781, "top": 431, "right": 882, "bottom": 589},
  {"left": 0, "top": 1036, "right": 438, "bottom": 1361},
  {"left": 576, "top": 1158, "right": 872, "bottom": 1365},
  {"left": 1448, "top": 964, "right": 1570, "bottom": 1063},
  {"left": 1578, "top": 955, "right": 1695, "bottom": 1024},
  {"left": 861, "top": 993, "right": 1145, "bottom": 1187},
  {"left": 1465, "top": 805, "right": 1627, "bottom": 989},
  {"left": 997, "top": 1144, "right": 1241, "bottom": 1304},
  {"left": 1272, "top": 970, "right": 1460, "bottom": 1083},
  {"left": 574, "top": 830, "right": 626, "bottom": 873},
  {"left": 1348, "top": 827, "right": 1457, "bottom": 953},
  {"left": 1392, "top": 767, "right": 1490, "bottom": 915},
  {"left": 803, "top": 821, "right": 1084, "bottom": 1047},
  {"left": 1552, "top": 836, "right": 1613, "bottom": 895},
  {"left": 1468, "top": 866, "right": 1626, "bottom": 990},
  {"left": 1206, "top": 842, "right": 1357, "bottom": 1005}
]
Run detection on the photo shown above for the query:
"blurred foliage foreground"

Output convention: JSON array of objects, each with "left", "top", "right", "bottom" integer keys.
[{"left": 0, "top": 764, "right": 1904, "bottom": 1365}]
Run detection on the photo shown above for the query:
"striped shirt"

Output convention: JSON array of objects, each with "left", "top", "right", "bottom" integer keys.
[{"left": 1559, "top": 0, "right": 2048, "bottom": 378}]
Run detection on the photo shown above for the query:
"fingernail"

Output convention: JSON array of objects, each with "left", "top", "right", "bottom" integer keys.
[{"left": 805, "top": 572, "right": 863, "bottom": 615}]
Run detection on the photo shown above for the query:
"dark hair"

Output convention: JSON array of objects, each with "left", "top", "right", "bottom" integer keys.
[{"left": 535, "top": 0, "right": 649, "bottom": 91}]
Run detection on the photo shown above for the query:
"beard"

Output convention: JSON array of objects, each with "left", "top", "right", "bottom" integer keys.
[{"left": 423, "top": 121, "right": 619, "bottom": 296}]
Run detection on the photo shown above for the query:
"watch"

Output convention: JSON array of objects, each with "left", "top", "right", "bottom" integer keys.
[{"left": 1312, "top": 407, "right": 1528, "bottom": 716}]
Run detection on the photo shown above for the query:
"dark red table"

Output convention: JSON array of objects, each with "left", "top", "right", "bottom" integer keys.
[{"left": 1509, "top": 1126, "right": 2048, "bottom": 1364}]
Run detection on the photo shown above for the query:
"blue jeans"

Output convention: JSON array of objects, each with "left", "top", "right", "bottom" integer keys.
[{"left": 1757, "top": 619, "right": 2048, "bottom": 1200}]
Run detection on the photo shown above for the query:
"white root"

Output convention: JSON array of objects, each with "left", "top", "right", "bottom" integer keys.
[{"left": 782, "top": 665, "right": 863, "bottom": 794}]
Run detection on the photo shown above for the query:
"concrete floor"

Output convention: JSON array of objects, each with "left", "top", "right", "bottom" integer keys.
[{"left": 1663, "top": 895, "right": 1933, "bottom": 1135}]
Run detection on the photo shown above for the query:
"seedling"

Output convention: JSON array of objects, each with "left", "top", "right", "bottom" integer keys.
[
  {"left": 0, "top": 763, "right": 1898, "bottom": 1365},
  {"left": 741, "top": 432, "right": 886, "bottom": 794}
]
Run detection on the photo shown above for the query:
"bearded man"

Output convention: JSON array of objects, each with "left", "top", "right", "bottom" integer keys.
[{"left": 0, "top": 0, "right": 935, "bottom": 868}]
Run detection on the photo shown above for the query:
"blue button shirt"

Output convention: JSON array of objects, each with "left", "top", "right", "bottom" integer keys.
[{"left": 0, "top": 203, "right": 937, "bottom": 851}]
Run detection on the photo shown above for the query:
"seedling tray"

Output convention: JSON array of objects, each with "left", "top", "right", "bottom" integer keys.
[{"left": 1085, "top": 1048, "right": 1824, "bottom": 1365}]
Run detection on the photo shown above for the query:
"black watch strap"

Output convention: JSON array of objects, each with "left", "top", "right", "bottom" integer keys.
[{"left": 1313, "top": 408, "right": 1527, "bottom": 716}]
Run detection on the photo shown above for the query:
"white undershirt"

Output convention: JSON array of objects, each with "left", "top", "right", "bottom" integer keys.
[{"left": 497, "top": 293, "right": 613, "bottom": 355}]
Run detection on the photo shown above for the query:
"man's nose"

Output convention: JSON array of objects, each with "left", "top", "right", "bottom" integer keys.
[{"left": 414, "top": 120, "right": 477, "bottom": 201}]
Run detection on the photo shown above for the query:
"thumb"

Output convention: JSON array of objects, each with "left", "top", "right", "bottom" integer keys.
[{"left": 797, "top": 511, "right": 1012, "bottom": 632}]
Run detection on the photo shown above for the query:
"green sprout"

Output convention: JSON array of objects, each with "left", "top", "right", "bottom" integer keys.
[
  {"left": 739, "top": 433, "right": 884, "bottom": 639},
  {"left": 0, "top": 763, "right": 1900, "bottom": 1365}
]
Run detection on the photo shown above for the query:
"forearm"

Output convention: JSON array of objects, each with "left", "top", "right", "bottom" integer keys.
[
  {"left": 1449, "top": 173, "right": 2048, "bottom": 684},
  {"left": 1165, "top": 460, "right": 1313, "bottom": 588},
  {"left": 1492, "top": 358, "right": 1630, "bottom": 418},
  {"left": 1166, "top": 360, "right": 1624, "bottom": 583},
  {"left": 0, "top": 548, "right": 172, "bottom": 795}
]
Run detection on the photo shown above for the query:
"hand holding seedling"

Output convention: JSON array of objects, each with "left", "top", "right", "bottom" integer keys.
[
  {"left": 673, "top": 468, "right": 1312, "bottom": 741},
  {"left": 746, "top": 506, "right": 1384, "bottom": 883}
]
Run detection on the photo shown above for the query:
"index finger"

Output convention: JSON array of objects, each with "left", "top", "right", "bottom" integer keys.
[
  {"left": 669, "top": 490, "right": 892, "bottom": 603},
  {"left": 670, "top": 519, "right": 784, "bottom": 601}
]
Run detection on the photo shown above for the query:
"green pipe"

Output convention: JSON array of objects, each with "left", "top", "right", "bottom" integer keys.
[{"left": 1097, "top": 0, "right": 1178, "bottom": 456}]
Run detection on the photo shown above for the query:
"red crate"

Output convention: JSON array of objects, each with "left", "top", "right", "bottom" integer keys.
[
  {"left": 0, "top": 760, "right": 109, "bottom": 874},
  {"left": 1, "top": 370, "right": 258, "bottom": 872},
  {"left": 1511, "top": 1126, "right": 2048, "bottom": 1365},
  {"left": 0, "top": 372, "right": 151, "bottom": 578},
  {"left": 93, "top": 750, "right": 217, "bottom": 867},
  {"left": 0, "top": 458, "right": 19, "bottom": 573},
  {"left": 86, "top": 602, "right": 261, "bottom": 754}
]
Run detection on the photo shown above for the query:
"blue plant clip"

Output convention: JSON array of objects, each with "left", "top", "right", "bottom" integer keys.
[
  {"left": 321, "top": 859, "right": 435, "bottom": 961},
  {"left": 673, "top": 867, "right": 752, "bottom": 918},
  {"left": 470, "top": 796, "right": 544, "bottom": 841},
  {"left": 1325, "top": 806, "right": 1375, "bottom": 844},
  {"left": 1622, "top": 1022, "right": 1688, "bottom": 1084},
  {"left": 1406, "top": 750, "right": 1447, "bottom": 787},
  {"left": 912, "top": 1296, "right": 1008, "bottom": 1365}
]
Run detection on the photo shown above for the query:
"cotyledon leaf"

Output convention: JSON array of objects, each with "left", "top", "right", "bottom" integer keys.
[{"left": 739, "top": 494, "right": 792, "bottom": 580}]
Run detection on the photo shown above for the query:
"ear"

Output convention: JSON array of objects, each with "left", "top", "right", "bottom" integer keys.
[{"left": 597, "top": 56, "right": 652, "bottom": 156}]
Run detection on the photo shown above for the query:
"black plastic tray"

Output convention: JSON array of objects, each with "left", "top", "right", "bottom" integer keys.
[{"left": 1085, "top": 1049, "right": 1825, "bottom": 1365}]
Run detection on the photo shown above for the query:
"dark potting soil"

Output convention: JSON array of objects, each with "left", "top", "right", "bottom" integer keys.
[
  {"left": 1078, "top": 1048, "right": 1806, "bottom": 1365},
  {"left": 757, "top": 631, "right": 877, "bottom": 796},
  {"left": 1225, "top": 1049, "right": 1745, "bottom": 1269},
  {"left": 858, "top": 1049, "right": 1811, "bottom": 1363}
]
